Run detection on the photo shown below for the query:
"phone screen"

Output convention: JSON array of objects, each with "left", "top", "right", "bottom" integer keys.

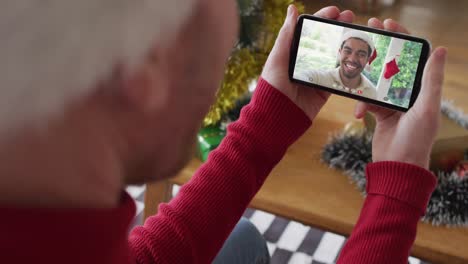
[{"left": 289, "top": 15, "right": 430, "bottom": 111}]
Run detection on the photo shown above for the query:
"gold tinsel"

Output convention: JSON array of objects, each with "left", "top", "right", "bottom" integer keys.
[
  {"left": 203, "top": 0, "right": 304, "bottom": 126},
  {"left": 343, "top": 121, "right": 367, "bottom": 136}
]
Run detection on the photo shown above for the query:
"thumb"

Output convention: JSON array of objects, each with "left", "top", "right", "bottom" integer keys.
[
  {"left": 268, "top": 5, "right": 298, "bottom": 62},
  {"left": 415, "top": 47, "right": 447, "bottom": 114},
  {"left": 354, "top": 101, "right": 398, "bottom": 121}
]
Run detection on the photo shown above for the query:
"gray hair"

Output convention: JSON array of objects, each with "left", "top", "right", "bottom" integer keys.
[{"left": 0, "top": 0, "right": 195, "bottom": 134}]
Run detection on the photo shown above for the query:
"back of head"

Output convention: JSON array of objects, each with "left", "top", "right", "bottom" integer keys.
[{"left": 0, "top": 0, "right": 194, "bottom": 135}]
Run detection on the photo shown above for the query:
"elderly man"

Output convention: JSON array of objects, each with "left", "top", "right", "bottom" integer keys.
[
  {"left": 0, "top": 1, "right": 446, "bottom": 264},
  {"left": 298, "top": 30, "right": 377, "bottom": 98}
]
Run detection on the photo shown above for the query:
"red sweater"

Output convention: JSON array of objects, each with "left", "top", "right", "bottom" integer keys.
[{"left": 0, "top": 79, "right": 436, "bottom": 264}]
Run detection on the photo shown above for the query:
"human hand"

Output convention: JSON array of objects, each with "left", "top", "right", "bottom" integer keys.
[
  {"left": 354, "top": 18, "right": 448, "bottom": 169},
  {"left": 261, "top": 5, "right": 355, "bottom": 120}
]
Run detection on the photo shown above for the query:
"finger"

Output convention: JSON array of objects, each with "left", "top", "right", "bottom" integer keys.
[
  {"left": 368, "top": 17, "right": 384, "bottom": 29},
  {"left": 297, "top": 83, "right": 332, "bottom": 101},
  {"left": 314, "top": 6, "right": 341, "bottom": 19},
  {"left": 354, "top": 101, "right": 397, "bottom": 121},
  {"left": 269, "top": 5, "right": 298, "bottom": 59},
  {"left": 337, "top": 10, "right": 355, "bottom": 23},
  {"left": 415, "top": 47, "right": 448, "bottom": 113},
  {"left": 354, "top": 101, "right": 368, "bottom": 119},
  {"left": 383, "top": 18, "right": 410, "bottom": 34}
]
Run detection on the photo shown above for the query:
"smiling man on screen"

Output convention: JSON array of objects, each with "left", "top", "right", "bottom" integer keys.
[{"left": 299, "top": 30, "right": 377, "bottom": 98}]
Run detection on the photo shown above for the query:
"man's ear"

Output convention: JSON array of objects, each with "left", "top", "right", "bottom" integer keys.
[{"left": 120, "top": 52, "right": 169, "bottom": 113}]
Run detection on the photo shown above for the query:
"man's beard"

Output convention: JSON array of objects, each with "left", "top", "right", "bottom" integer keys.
[{"left": 341, "top": 60, "right": 363, "bottom": 79}]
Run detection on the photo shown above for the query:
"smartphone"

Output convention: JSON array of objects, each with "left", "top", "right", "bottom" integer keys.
[{"left": 289, "top": 15, "right": 431, "bottom": 111}]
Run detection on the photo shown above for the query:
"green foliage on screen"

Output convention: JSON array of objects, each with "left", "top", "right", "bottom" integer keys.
[
  {"left": 389, "top": 40, "right": 422, "bottom": 106},
  {"left": 392, "top": 41, "right": 423, "bottom": 89},
  {"left": 365, "top": 35, "right": 391, "bottom": 85},
  {"left": 363, "top": 35, "right": 422, "bottom": 107},
  {"left": 296, "top": 36, "right": 337, "bottom": 70}
]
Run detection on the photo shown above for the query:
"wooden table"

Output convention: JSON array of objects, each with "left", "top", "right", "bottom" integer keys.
[{"left": 144, "top": 95, "right": 468, "bottom": 264}]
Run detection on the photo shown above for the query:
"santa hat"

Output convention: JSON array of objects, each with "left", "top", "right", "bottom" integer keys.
[
  {"left": 0, "top": 0, "right": 195, "bottom": 135},
  {"left": 341, "top": 30, "right": 378, "bottom": 67}
]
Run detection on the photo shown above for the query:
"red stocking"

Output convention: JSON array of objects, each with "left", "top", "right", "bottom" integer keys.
[{"left": 384, "top": 58, "right": 400, "bottom": 79}]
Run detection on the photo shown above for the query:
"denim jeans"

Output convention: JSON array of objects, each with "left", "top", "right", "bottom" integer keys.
[{"left": 212, "top": 218, "right": 270, "bottom": 264}]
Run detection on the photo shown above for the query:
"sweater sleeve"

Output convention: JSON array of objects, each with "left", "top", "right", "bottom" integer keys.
[
  {"left": 337, "top": 161, "right": 437, "bottom": 264},
  {"left": 128, "top": 78, "right": 311, "bottom": 264}
]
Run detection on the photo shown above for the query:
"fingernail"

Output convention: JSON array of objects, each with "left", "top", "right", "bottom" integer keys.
[
  {"left": 435, "top": 47, "right": 447, "bottom": 59},
  {"left": 287, "top": 5, "right": 293, "bottom": 16},
  {"left": 354, "top": 107, "right": 360, "bottom": 117}
]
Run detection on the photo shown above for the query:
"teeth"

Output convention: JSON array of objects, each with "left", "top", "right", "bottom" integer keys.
[{"left": 346, "top": 63, "right": 357, "bottom": 70}]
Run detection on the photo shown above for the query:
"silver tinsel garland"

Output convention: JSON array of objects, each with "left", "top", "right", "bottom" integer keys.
[
  {"left": 442, "top": 100, "right": 468, "bottom": 129},
  {"left": 322, "top": 101, "right": 468, "bottom": 226}
]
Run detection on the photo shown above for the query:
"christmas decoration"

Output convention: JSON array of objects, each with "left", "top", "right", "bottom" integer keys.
[
  {"left": 322, "top": 131, "right": 373, "bottom": 192},
  {"left": 222, "top": 93, "right": 252, "bottom": 124},
  {"left": 363, "top": 112, "right": 376, "bottom": 132},
  {"left": 343, "top": 120, "right": 367, "bottom": 136},
  {"left": 322, "top": 101, "right": 468, "bottom": 226},
  {"left": 203, "top": 48, "right": 260, "bottom": 126},
  {"left": 456, "top": 161, "right": 468, "bottom": 178},
  {"left": 442, "top": 100, "right": 468, "bottom": 130},
  {"left": 383, "top": 57, "right": 400, "bottom": 79},
  {"left": 432, "top": 150, "right": 465, "bottom": 172},
  {"left": 197, "top": 95, "right": 252, "bottom": 162},
  {"left": 196, "top": 126, "right": 226, "bottom": 162},
  {"left": 424, "top": 171, "right": 468, "bottom": 226},
  {"left": 203, "top": 0, "right": 304, "bottom": 127},
  {"left": 237, "top": 0, "right": 264, "bottom": 48}
]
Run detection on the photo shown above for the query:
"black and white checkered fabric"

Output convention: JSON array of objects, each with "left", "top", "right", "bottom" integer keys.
[{"left": 127, "top": 185, "right": 428, "bottom": 264}]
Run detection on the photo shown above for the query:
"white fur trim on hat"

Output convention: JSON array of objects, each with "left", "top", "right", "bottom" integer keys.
[
  {"left": 0, "top": 0, "right": 195, "bottom": 135},
  {"left": 341, "top": 30, "right": 375, "bottom": 54}
]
